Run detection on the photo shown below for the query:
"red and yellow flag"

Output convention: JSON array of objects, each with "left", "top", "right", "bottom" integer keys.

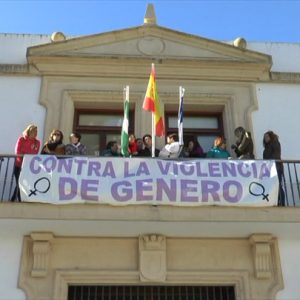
[{"left": 143, "top": 63, "right": 165, "bottom": 137}]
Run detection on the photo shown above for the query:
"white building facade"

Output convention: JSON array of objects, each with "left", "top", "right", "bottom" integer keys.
[{"left": 1, "top": 7, "right": 300, "bottom": 300}]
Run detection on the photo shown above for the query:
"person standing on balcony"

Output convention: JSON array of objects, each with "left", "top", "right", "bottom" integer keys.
[
  {"left": 207, "top": 137, "right": 230, "bottom": 159},
  {"left": 11, "top": 124, "right": 40, "bottom": 201},
  {"left": 231, "top": 127, "right": 254, "bottom": 159},
  {"left": 185, "top": 139, "right": 205, "bottom": 158},
  {"left": 41, "top": 129, "right": 65, "bottom": 155},
  {"left": 101, "top": 141, "right": 120, "bottom": 157},
  {"left": 128, "top": 134, "right": 138, "bottom": 156},
  {"left": 136, "top": 138, "right": 144, "bottom": 156},
  {"left": 139, "top": 134, "right": 159, "bottom": 157},
  {"left": 65, "top": 132, "right": 87, "bottom": 156},
  {"left": 159, "top": 133, "right": 181, "bottom": 158},
  {"left": 263, "top": 131, "right": 285, "bottom": 206}
]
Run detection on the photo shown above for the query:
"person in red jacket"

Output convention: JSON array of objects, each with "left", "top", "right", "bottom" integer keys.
[
  {"left": 11, "top": 124, "right": 40, "bottom": 201},
  {"left": 128, "top": 133, "right": 138, "bottom": 156}
]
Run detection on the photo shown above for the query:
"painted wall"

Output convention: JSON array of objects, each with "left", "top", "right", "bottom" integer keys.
[
  {"left": 0, "top": 234, "right": 25, "bottom": 300},
  {"left": 252, "top": 83, "right": 300, "bottom": 160},
  {"left": 277, "top": 239, "right": 300, "bottom": 300},
  {"left": 0, "top": 77, "right": 45, "bottom": 154},
  {"left": 0, "top": 34, "right": 51, "bottom": 64},
  {"left": 248, "top": 42, "right": 300, "bottom": 73}
]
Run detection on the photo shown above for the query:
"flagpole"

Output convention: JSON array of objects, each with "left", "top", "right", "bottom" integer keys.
[
  {"left": 152, "top": 113, "right": 155, "bottom": 158},
  {"left": 178, "top": 86, "right": 185, "bottom": 146},
  {"left": 151, "top": 63, "right": 155, "bottom": 158}
]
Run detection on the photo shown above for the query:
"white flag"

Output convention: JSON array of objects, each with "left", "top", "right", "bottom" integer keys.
[
  {"left": 178, "top": 86, "right": 185, "bottom": 146},
  {"left": 121, "top": 86, "right": 130, "bottom": 157}
]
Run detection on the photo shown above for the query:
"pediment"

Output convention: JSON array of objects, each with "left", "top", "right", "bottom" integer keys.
[{"left": 27, "top": 25, "right": 272, "bottom": 65}]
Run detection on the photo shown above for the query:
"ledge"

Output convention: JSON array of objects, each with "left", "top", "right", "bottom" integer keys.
[
  {"left": 0, "top": 202, "right": 299, "bottom": 222},
  {"left": 0, "top": 64, "right": 29, "bottom": 75},
  {"left": 271, "top": 71, "right": 300, "bottom": 83}
]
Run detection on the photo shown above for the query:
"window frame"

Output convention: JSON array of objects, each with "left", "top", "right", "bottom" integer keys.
[
  {"left": 165, "top": 111, "right": 224, "bottom": 137},
  {"left": 73, "top": 108, "right": 135, "bottom": 152}
]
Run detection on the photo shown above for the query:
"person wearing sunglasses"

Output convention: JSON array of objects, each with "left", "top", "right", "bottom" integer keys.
[{"left": 41, "top": 129, "right": 65, "bottom": 155}]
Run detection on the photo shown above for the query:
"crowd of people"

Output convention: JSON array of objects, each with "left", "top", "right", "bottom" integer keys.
[
  {"left": 11, "top": 124, "right": 285, "bottom": 205},
  {"left": 12, "top": 124, "right": 259, "bottom": 160}
]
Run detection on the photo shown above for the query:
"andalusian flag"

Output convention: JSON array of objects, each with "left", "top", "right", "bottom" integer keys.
[
  {"left": 121, "top": 86, "right": 130, "bottom": 157},
  {"left": 143, "top": 63, "right": 165, "bottom": 137}
]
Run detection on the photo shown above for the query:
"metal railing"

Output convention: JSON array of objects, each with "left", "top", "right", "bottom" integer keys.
[
  {"left": 0, "top": 155, "right": 16, "bottom": 202},
  {"left": 68, "top": 285, "right": 236, "bottom": 300},
  {"left": 0, "top": 154, "right": 299, "bottom": 206}
]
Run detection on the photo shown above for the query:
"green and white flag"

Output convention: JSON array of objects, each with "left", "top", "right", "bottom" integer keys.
[{"left": 121, "top": 86, "right": 130, "bottom": 157}]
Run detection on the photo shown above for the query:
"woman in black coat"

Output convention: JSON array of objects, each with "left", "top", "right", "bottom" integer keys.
[{"left": 263, "top": 131, "right": 285, "bottom": 206}]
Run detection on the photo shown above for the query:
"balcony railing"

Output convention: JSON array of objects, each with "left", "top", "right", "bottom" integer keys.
[{"left": 0, "top": 155, "right": 299, "bottom": 206}]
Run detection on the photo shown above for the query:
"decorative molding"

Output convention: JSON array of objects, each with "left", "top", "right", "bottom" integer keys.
[
  {"left": 54, "top": 270, "right": 140, "bottom": 300},
  {"left": 19, "top": 233, "right": 283, "bottom": 300},
  {"left": 249, "top": 234, "right": 273, "bottom": 279},
  {"left": 137, "top": 37, "right": 165, "bottom": 55},
  {"left": 53, "top": 269, "right": 250, "bottom": 300},
  {"left": 271, "top": 71, "right": 300, "bottom": 83},
  {"left": 167, "top": 270, "right": 251, "bottom": 300},
  {"left": 0, "top": 64, "right": 29, "bottom": 74},
  {"left": 30, "top": 232, "right": 54, "bottom": 277},
  {"left": 139, "top": 234, "right": 166, "bottom": 282}
]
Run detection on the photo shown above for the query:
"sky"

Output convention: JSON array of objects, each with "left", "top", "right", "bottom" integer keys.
[{"left": 1, "top": 0, "right": 300, "bottom": 43}]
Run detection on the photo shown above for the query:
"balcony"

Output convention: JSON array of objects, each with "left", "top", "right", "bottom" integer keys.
[
  {"left": 1, "top": 155, "right": 299, "bottom": 205},
  {"left": 0, "top": 154, "right": 300, "bottom": 240}
]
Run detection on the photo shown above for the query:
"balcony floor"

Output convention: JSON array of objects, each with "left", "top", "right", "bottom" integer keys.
[{"left": 1, "top": 203, "right": 300, "bottom": 239}]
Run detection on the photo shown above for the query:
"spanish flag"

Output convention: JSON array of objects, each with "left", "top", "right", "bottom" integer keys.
[{"left": 143, "top": 63, "right": 165, "bottom": 137}]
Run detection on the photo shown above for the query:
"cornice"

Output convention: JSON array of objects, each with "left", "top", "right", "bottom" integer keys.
[
  {"left": 26, "top": 25, "right": 271, "bottom": 65},
  {"left": 25, "top": 56, "right": 271, "bottom": 81},
  {"left": 271, "top": 71, "right": 300, "bottom": 83},
  {"left": 0, "top": 64, "right": 29, "bottom": 75},
  {"left": 2, "top": 63, "right": 300, "bottom": 84},
  {"left": 1, "top": 203, "right": 300, "bottom": 223}
]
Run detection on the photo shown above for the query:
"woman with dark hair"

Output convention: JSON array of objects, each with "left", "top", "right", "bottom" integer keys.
[
  {"left": 139, "top": 134, "right": 160, "bottom": 157},
  {"left": 101, "top": 141, "right": 120, "bottom": 157},
  {"left": 263, "top": 131, "right": 285, "bottom": 206},
  {"left": 41, "top": 129, "right": 65, "bottom": 155},
  {"left": 186, "top": 139, "right": 204, "bottom": 158}
]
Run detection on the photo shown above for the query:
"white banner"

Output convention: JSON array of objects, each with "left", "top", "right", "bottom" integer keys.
[{"left": 19, "top": 155, "right": 279, "bottom": 206}]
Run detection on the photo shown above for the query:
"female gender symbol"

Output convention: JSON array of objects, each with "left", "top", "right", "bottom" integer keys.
[
  {"left": 28, "top": 177, "right": 51, "bottom": 197},
  {"left": 248, "top": 182, "right": 269, "bottom": 202}
]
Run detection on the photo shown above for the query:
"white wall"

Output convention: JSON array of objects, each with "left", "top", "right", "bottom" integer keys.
[
  {"left": 252, "top": 83, "right": 300, "bottom": 160},
  {"left": 0, "top": 34, "right": 51, "bottom": 64},
  {"left": 0, "top": 77, "right": 45, "bottom": 154},
  {"left": 247, "top": 42, "right": 300, "bottom": 73},
  {"left": 0, "top": 234, "right": 25, "bottom": 300},
  {"left": 276, "top": 239, "right": 300, "bottom": 300}
]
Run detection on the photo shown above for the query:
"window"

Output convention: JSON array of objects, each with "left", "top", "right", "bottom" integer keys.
[
  {"left": 73, "top": 109, "right": 134, "bottom": 156},
  {"left": 68, "top": 285, "right": 236, "bottom": 300},
  {"left": 165, "top": 112, "right": 224, "bottom": 153}
]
